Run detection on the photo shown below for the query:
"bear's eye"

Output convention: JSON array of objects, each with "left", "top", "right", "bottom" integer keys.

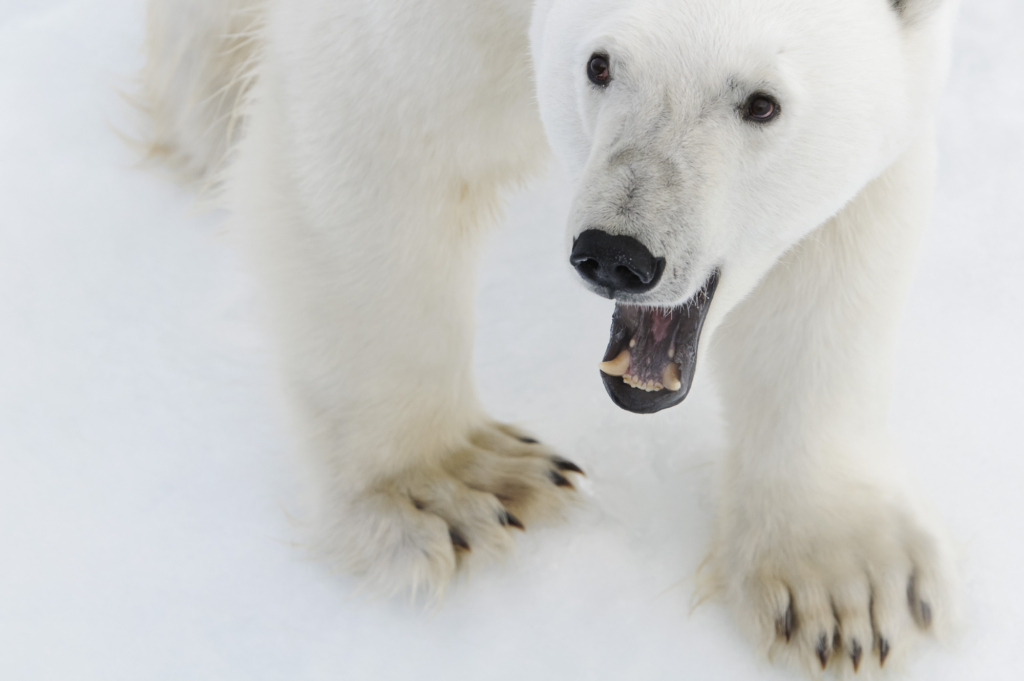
[
  {"left": 587, "top": 53, "right": 611, "bottom": 87},
  {"left": 743, "top": 93, "right": 780, "bottom": 123}
]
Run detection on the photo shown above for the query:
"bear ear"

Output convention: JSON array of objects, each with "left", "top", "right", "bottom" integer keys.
[{"left": 891, "top": 0, "right": 944, "bottom": 25}]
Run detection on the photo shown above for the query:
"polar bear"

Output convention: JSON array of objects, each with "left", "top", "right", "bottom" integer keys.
[{"left": 139, "top": 0, "right": 959, "bottom": 675}]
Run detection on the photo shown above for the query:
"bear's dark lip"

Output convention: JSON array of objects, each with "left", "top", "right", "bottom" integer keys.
[{"left": 599, "top": 270, "right": 720, "bottom": 415}]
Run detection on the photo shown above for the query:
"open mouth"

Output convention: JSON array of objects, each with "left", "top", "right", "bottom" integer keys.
[{"left": 598, "top": 270, "right": 720, "bottom": 414}]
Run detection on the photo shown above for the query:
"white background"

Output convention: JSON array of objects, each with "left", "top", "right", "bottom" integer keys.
[{"left": 1, "top": 1, "right": 1021, "bottom": 679}]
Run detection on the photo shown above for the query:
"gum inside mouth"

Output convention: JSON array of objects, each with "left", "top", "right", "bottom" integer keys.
[{"left": 597, "top": 270, "right": 719, "bottom": 414}]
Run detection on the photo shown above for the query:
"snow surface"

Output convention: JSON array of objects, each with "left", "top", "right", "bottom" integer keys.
[{"left": 1, "top": 1, "right": 1022, "bottom": 679}]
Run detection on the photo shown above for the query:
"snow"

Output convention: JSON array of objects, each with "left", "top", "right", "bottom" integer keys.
[{"left": 1, "top": 1, "right": 1021, "bottom": 679}]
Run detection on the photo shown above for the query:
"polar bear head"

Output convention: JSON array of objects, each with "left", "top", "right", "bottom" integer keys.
[{"left": 530, "top": 0, "right": 953, "bottom": 413}]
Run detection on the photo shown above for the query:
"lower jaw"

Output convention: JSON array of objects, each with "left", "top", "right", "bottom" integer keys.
[{"left": 601, "top": 371, "right": 692, "bottom": 414}]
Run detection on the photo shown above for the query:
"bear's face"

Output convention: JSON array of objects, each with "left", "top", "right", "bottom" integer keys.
[{"left": 531, "top": 0, "right": 947, "bottom": 412}]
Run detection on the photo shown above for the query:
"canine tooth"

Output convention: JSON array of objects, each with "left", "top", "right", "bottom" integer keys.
[
  {"left": 662, "top": 363, "right": 682, "bottom": 392},
  {"left": 629, "top": 338, "right": 637, "bottom": 349},
  {"left": 598, "top": 349, "right": 631, "bottom": 377}
]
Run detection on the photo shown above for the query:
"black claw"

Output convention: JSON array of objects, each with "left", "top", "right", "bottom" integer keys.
[
  {"left": 919, "top": 601, "right": 933, "bottom": 628},
  {"left": 549, "top": 470, "right": 574, "bottom": 489},
  {"left": 449, "top": 528, "right": 471, "bottom": 552},
  {"left": 816, "top": 633, "right": 830, "bottom": 669},
  {"left": 499, "top": 509, "right": 525, "bottom": 530},
  {"left": 518, "top": 436, "right": 540, "bottom": 444},
  {"left": 907, "top": 575, "right": 933, "bottom": 628},
  {"left": 879, "top": 637, "right": 890, "bottom": 667},
  {"left": 776, "top": 600, "right": 795, "bottom": 642},
  {"left": 552, "top": 457, "right": 585, "bottom": 475},
  {"left": 850, "top": 639, "right": 863, "bottom": 672}
]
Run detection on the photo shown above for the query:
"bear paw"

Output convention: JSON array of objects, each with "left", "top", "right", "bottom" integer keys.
[
  {"left": 315, "top": 422, "right": 583, "bottom": 599},
  {"left": 712, "top": 490, "right": 956, "bottom": 678}
]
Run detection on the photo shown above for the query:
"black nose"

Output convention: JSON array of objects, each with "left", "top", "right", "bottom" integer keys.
[{"left": 569, "top": 229, "right": 665, "bottom": 297}]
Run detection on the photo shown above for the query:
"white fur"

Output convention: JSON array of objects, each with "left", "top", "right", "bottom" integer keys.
[
  {"left": 138, "top": 0, "right": 263, "bottom": 181},
  {"left": 139, "top": 0, "right": 960, "bottom": 674}
]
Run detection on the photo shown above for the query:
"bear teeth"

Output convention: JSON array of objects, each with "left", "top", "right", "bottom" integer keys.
[
  {"left": 602, "top": 345, "right": 682, "bottom": 392},
  {"left": 598, "top": 349, "right": 630, "bottom": 377},
  {"left": 622, "top": 374, "right": 662, "bottom": 392},
  {"left": 662, "top": 363, "right": 682, "bottom": 392}
]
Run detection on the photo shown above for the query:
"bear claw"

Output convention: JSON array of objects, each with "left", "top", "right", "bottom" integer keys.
[
  {"left": 850, "top": 639, "right": 863, "bottom": 672},
  {"left": 499, "top": 509, "right": 525, "bottom": 530},
  {"left": 552, "top": 457, "right": 585, "bottom": 475},
  {"left": 777, "top": 600, "right": 795, "bottom": 642},
  {"left": 449, "top": 528, "right": 470, "bottom": 552},
  {"left": 816, "top": 633, "right": 830, "bottom": 669},
  {"left": 549, "top": 470, "right": 574, "bottom": 488}
]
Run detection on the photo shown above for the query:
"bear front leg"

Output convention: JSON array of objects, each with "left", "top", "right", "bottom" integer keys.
[
  {"left": 240, "top": 173, "right": 581, "bottom": 597},
  {"left": 227, "top": 48, "right": 574, "bottom": 597},
  {"left": 708, "top": 134, "right": 958, "bottom": 676}
]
